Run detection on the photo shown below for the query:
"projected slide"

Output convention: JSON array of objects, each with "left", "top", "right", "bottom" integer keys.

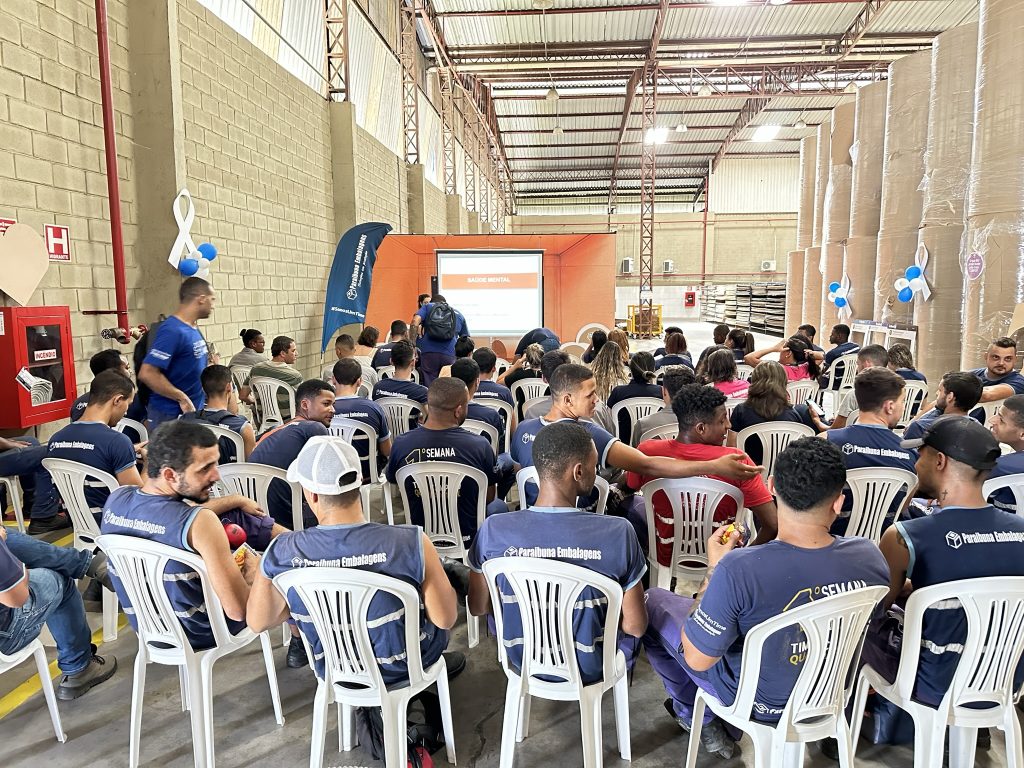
[{"left": 436, "top": 249, "right": 544, "bottom": 335}]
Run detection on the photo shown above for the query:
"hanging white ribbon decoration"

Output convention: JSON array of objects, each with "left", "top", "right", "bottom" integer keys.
[
  {"left": 168, "top": 189, "right": 198, "bottom": 270},
  {"left": 837, "top": 273, "right": 853, "bottom": 321},
  {"left": 912, "top": 243, "right": 932, "bottom": 301}
]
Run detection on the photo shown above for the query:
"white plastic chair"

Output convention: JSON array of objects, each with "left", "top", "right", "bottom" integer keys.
[
  {"left": 376, "top": 365, "right": 396, "bottom": 378},
  {"left": 463, "top": 418, "right": 500, "bottom": 454},
  {"left": 229, "top": 365, "right": 251, "bottom": 394},
  {"left": 638, "top": 421, "right": 679, "bottom": 443},
  {"left": 723, "top": 397, "right": 746, "bottom": 419},
  {"left": 786, "top": 379, "right": 819, "bottom": 407},
  {"left": 375, "top": 396, "right": 423, "bottom": 439},
  {"left": 395, "top": 461, "right": 488, "bottom": 648},
  {"left": 851, "top": 577, "right": 1024, "bottom": 768},
  {"left": 359, "top": 366, "right": 378, "bottom": 387},
  {"left": 897, "top": 380, "right": 930, "bottom": 429},
  {"left": 734, "top": 422, "right": 815, "bottom": 481},
  {"left": 115, "top": 417, "right": 149, "bottom": 443},
  {"left": 609, "top": 397, "right": 665, "bottom": 444},
  {"left": 735, "top": 364, "right": 755, "bottom": 382},
  {"left": 818, "top": 353, "right": 859, "bottom": 418},
  {"left": 980, "top": 397, "right": 1007, "bottom": 424},
  {"left": 495, "top": 359, "right": 511, "bottom": 377},
  {"left": 41, "top": 457, "right": 120, "bottom": 642},
  {"left": 641, "top": 477, "right": 745, "bottom": 589},
  {"left": 0, "top": 475, "right": 26, "bottom": 532},
  {"left": 515, "top": 466, "right": 609, "bottom": 515},
  {"left": 481, "top": 557, "right": 630, "bottom": 768},
  {"left": 688, "top": 586, "right": 888, "bottom": 768},
  {"left": 473, "top": 398, "right": 515, "bottom": 454},
  {"left": 98, "top": 534, "right": 284, "bottom": 768},
  {"left": 521, "top": 395, "right": 549, "bottom": 421},
  {"left": 560, "top": 341, "right": 587, "bottom": 360},
  {"left": 511, "top": 380, "right": 549, "bottom": 420},
  {"left": 272, "top": 568, "right": 456, "bottom": 768},
  {"left": 844, "top": 467, "right": 918, "bottom": 544},
  {"left": 197, "top": 423, "right": 246, "bottom": 464},
  {"left": 217, "top": 462, "right": 304, "bottom": 532},
  {"left": 984, "top": 473, "right": 1024, "bottom": 513},
  {"left": 0, "top": 639, "right": 65, "bottom": 742},
  {"left": 328, "top": 416, "right": 394, "bottom": 525},
  {"left": 249, "top": 377, "right": 296, "bottom": 433},
  {"left": 576, "top": 323, "right": 610, "bottom": 344}
]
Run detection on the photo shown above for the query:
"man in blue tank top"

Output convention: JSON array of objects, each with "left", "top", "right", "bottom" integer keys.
[
  {"left": 247, "top": 436, "right": 461, "bottom": 684},
  {"left": 180, "top": 365, "right": 256, "bottom": 462},
  {"left": 101, "top": 420, "right": 289, "bottom": 654},
  {"left": 468, "top": 421, "right": 648, "bottom": 687},
  {"left": 642, "top": 438, "right": 889, "bottom": 760},
  {"left": 331, "top": 359, "right": 392, "bottom": 482},
  {"left": 987, "top": 395, "right": 1024, "bottom": 512},
  {"left": 867, "top": 416, "right": 1024, "bottom": 709}
]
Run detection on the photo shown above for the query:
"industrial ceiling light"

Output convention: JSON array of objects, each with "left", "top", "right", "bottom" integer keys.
[
  {"left": 697, "top": 84, "right": 713, "bottom": 98},
  {"left": 768, "top": 0, "right": 792, "bottom": 4},
  {"left": 676, "top": 123, "right": 688, "bottom": 133},
  {"left": 645, "top": 126, "right": 669, "bottom": 145},
  {"left": 795, "top": 119, "right": 807, "bottom": 129},
  {"left": 533, "top": 0, "right": 554, "bottom": 8},
  {"left": 752, "top": 124, "right": 781, "bottom": 142},
  {"left": 552, "top": 125, "right": 564, "bottom": 136},
  {"left": 545, "top": 86, "right": 559, "bottom": 102}
]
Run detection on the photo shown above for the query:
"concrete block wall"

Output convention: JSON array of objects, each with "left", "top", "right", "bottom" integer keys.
[
  {"left": 423, "top": 180, "right": 446, "bottom": 233},
  {"left": 355, "top": 127, "right": 408, "bottom": 233}
]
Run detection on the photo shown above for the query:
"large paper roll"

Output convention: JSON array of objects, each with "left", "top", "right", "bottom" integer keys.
[
  {"left": 812, "top": 118, "right": 831, "bottom": 248},
  {"left": 961, "top": 214, "right": 1024, "bottom": 360},
  {"left": 820, "top": 102, "right": 855, "bottom": 332},
  {"left": 797, "top": 136, "right": 817, "bottom": 250},
  {"left": 843, "top": 235, "right": 878, "bottom": 322},
  {"left": 849, "top": 81, "right": 888, "bottom": 239},
  {"left": 803, "top": 247, "right": 823, "bottom": 331},
  {"left": 916, "top": 225, "right": 970, "bottom": 383},
  {"left": 786, "top": 249, "right": 805, "bottom": 331}
]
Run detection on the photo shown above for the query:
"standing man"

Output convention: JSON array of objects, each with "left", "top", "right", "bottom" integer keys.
[
  {"left": 411, "top": 294, "right": 469, "bottom": 385},
  {"left": 370, "top": 320, "right": 410, "bottom": 369},
  {"left": 138, "top": 277, "right": 214, "bottom": 429}
]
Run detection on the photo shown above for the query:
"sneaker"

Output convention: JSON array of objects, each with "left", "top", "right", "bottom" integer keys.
[
  {"left": 56, "top": 654, "right": 117, "bottom": 700},
  {"left": 28, "top": 513, "right": 72, "bottom": 535},
  {"left": 86, "top": 550, "right": 114, "bottom": 592},
  {"left": 443, "top": 651, "right": 466, "bottom": 681},
  {"left": 819, "top": 737, "right": 840, "bottom": 762},
  {"left": 287, "top": 635, "right": 308, "bottom": 669},
  {"left": 663, "top": 699, "right": 735, "bottom": 760}
]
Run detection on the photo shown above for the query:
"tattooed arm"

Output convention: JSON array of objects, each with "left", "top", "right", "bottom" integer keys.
[{"left": 878, "top": 525, "right": 911, "bottom": 609}]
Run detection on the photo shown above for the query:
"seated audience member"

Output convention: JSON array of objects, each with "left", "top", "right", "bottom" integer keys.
[
  {"left": 102, "top": 420, "right": 289, "bottom": 655},
  {"left": 825, "top": 368, "right": 917, "bottom": 530},
  {"left": 870, "top": 416, "right": 1024, "bottom": 709},
  {"left": 250, "top": 335, "right": 304, "bottom": 420},
  {"left": 70, "top": 349, "right": 133, "bottom": 422},
  {"left": 745, "top": 336, "right": 822, "bottom": 382},
  {"left": 654, "top": 326, "right": 686, "bottom": 360},
  {"left": 230, "top": 328, "right": 267, "bottom": 369},
  {"left": 888, "top": 343, "right": 926, "bottom": 382},
  {"left": 180, "top": 365, "right": 256, "bottom": 461},
  {"left": 451, "top": 358, "right": 507, "bottom": 449},
  {"left": 472, "top": 347, "right": 515, "bottom": 406},
  {"left": 320, "top": 333, "right": 356, "bottom": 382},
  {"left": 796, "top": 323, "right": 824, "bottom": 352},
  {"left": 353, "top": 326, "right": 379, "bottom": 367},
  {"left": 642, "top": 438, "right": 888, "bottom": 758},
  {"left": 0, "top": 433, "right": 69, "bottom": 534},
  {"left": 582, "top": 329, "right": 607, "bottom": 365},
  {"left": 0, "top": 526, "right": 117, "bottom": 699},
  {"left": 499, "top": 342, "right": 544, "bottom": 392},
  {"left": 725, "top": 329, "right": 753, "bottom": 363},
  {"left": 512, "top": 364, "right": 762, "bottom": 509},
  {"left": 728, "top": 361, "right": 818, "bottom": 464},
  {"left": 812, "top": 344, "right": 890, "bottom": 431},
  {"left": 704, "top": 349, "right": 749, "bottom": 398},
  {"left": 385, "top": 378, "right": 507, "bottom": 545},
  {"left": 627, "top": 384, "right": 778, "bottom": 564},
  {"left": 372, "top": 340, "right": 428, "bottom": 405},
  {"left": 810, "top": 323, "right": 860, "bottom": 388},
  {"left": 608, "top": 328, "right": 632, "bottom": 362},
  {"left": 987, "top": 395, "right": 1024, "bottom": 512},
  {"left": 696, "top": 325, "right": 731, "bottom": 367},
  {"left": 331, "top": 359, "right": 392, "bottom": 481},
  {"left": 904, "top": 371, "right": 982, "bottom": 442},
  {"left": 46, "top": 372, "right": 144, "bottom": 516},
  {"left": 249, "top": 379, "right": 336, "bottom": 529},
  {"left": 592, "top": 340, "right": 631, "bottom": 402},
  {"left": 631, "top": 366, "right": 696, "bottom": 446},
  {"left": 439, "top": 336, "right": 475, "bottom": 379},
  {"left": 370, "top": 320, "right": 410, "bottom": 369},
  {"left": 247, "top": 437, "right": 459, "bottom": 683},
  {"left": 523, "top": 350, "right": 617, "bottom": 436},
  {"left": 468, "top": 421, "right": 648, "bottom": 683},
  {"left": 971, "top": 336, "right": 1024, "bottom": 407},
  {"left": 657, "top": 332, "right": 693, "bottom": 370},
  {"left": 608, "top": 352, "right": 662, "bottom": 438},
  {"left": 514, "top": 328, "right": 561, "bottom": 359}
]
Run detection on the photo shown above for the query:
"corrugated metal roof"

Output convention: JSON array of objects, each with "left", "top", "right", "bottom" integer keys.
[
  {"left": 663, "top": 3, "right": 860, "bottom": 41},
  {"left": 441, "top": 10, "right": 656, "bottom": 47},
  {"left": 871, "top": 2, "right": 978, "bottom": 34},
  {"left": 433, "top": 0, "right": 659, "bottom": 12}
]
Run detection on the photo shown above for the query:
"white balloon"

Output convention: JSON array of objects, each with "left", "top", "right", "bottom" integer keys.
[
  {"left": 834, "top": 287, "right": 848, "bottom": 299},
  {"left": 197, "top": 269, "right": 210, "bottom": 280},
  {"left": 894, "top": 278, "right": 910, "bottom": 291},
  {"left": 197, "top": 257, "right": 211, "bottom": 271},
  {"left": 909, "top": 277, "right": 926, "bottom": 292},
  {"left": 827, "top": 292, "right": 837, "bottom": 302}
]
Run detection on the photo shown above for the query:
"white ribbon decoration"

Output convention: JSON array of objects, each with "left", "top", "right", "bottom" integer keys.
[
  {"left": 837, "top": 273, "right": 853, "bottom": 321},
  {"left": 168, "top": 189, "right": 198, "bottom": 269},
  {"left": 914, "top": 243, "right": 932, "bottom": 301}
]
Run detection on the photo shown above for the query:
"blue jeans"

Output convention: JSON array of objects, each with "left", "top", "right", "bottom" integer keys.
[
  {"left": 0, "top": 438, "right": 60, "bottom": 520},
  {"left": 0, "top": 566, "right": 92, "bottom": 675},
  {"left": 4, "top": 532, "right": 92, "bottom": 579},
  {"left": 146, "top": 405, "right": 179, "bottom": 432}
]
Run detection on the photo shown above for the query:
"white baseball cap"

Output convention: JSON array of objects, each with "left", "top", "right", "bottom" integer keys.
[{"left": 286, "top": 436, "right": 363, "bottom": 494}]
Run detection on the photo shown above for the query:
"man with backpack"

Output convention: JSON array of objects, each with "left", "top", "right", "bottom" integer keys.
[
  {"left": 180, "top": 365, "right": 256, "bottom": 461},
  {"left": 411, "top": 294, "right": 469, "bottom": 385}
]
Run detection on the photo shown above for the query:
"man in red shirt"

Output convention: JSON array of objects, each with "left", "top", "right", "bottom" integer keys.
[{"left": 626, "top": 384, "right": 777, "bottom": 566}]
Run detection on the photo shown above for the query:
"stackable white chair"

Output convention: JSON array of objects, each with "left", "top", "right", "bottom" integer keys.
[
  {"left": 395, "top": 461, "right": 488, "bottom": 648},
  {"left": 328, "top": 417, "right": 394, "bottom": 525},
  {"left": 375, "top": 365, "right": 396, "bottom": 379},
  {"left": 272, "top": 568, "right": 456, "bottom": 768},
  {"left": 41, "top": 458, "right": 120, "bottom": 642},
  {"left": 515, "top": 466, "right": 609, "bottom": 514},
  {"left": 734, "top": 422, "right": 815, "bottom": 482},
  {"left": 249, "top": 377, "right": 295, "bottom": 433},
  {"left": 851, "top": 577, "right": 1024, "bottom": 768},
  {"left": 375, "top": 396, "right": 423, "bottom": 440},
  {"left": 0, "top": 639, "right": 65, "bottom": 742},
  {"left": 521, "top": 395, "right": 549, "bottom": 421},
  {"left": 495, "top": 359, "right": 511, "bottom": 377},
  {"left": 114, "top": 418, "right": 149, "bottom": 444},
  {"left": 979, "top": 397, "right": 1008, "bottom": 424},
  {"left": 609, "top": 397, "right": 665, "bottom": 445},
  {"left": 482, "top": 557, "right": 630, "bottom": 768},
  {"left": 786, "top": 380, "right": 819, "bottom": 407},
  {"left": 473, "top": 398, "right": 515, "bottom": 454},
  {"left": 984, "top": 473, "right": 1024, "bottom": 513},
  {"left": 687, "top": 586, "right": 887, "bottom": 768},
  {"left": 844, "top": 467, "right": 918, "bottom": 544},
  {"left": 897, "top": 381, "right": 930, "bottom": 430},
  {"left": 818, "top": 353, "right": 858, "bottom": 418},
  {"left": 638, "top": 421, "right": 679, "bottom": 444},
  {"left": 98, "top": 534, "right": 284, "bottom": 768},
  {"left": 510, "top": 380, "right": 549, "bottom": 420},
  {"left": 0, "top": 475, "right": 26, "bottom": 532},
  {"left": 217, "top": 463, "right": 304, "bottom": 532},
  {"left": 576, "top": 323, "right": 610, "bottom": 344},
  {"left": 197, "top": 423, "right": 246, "bottom": 464},
  {"left": 723, "top": 397, "right": 746, "bottom": 419},
  {"left": 641, "top": 477, "right": 745, "bottom": 590},
  {"left": 735, "top": 364, "right": 755, "bottom": 382},
  {"left": 229, "top": 366, "right": 251, "bottom": 394},
  {"left": 462, "top": 418, "right": 500, "bottom": 454}
]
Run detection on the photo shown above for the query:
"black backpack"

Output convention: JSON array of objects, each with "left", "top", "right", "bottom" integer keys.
[
  {"left": 423, "top": 303, "right": 457, "bottom": 341},
  {"left": 354, "top": 690, "right": 445, "bottom": 765},
  {"left": 131, "top": 318, "right": 164, "bottom": 411},
  {"left": 180, "top": 409, "right": 242, "bottom": 463}
]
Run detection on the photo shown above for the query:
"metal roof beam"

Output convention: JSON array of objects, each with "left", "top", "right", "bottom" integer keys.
[
  {"left": 829, "top": 0, "right": 897, "bottom": 60},
  {"left": 435, "top": 0, "right": 891, "bottom": 18}
]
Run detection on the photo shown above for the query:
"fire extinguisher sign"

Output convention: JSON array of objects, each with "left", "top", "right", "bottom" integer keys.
[{"left": 45, "top": 224, "right": 71, "bottom": 262}]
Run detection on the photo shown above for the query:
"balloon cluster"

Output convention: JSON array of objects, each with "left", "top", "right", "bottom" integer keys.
[
  {"left": 826, "top": 281, "right": 848, "bottom": 309},
  {"left": 178, "top": 242, "right": 218, "bottom": 279},
  {"left": 894, "top": 265, "right": 927, "bottom": 303}
]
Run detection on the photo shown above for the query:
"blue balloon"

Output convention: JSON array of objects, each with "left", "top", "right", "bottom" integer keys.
[
  {"left": 905, "top": 265, "right": 921, "bottom": 280},
  {"left": 197, "top": 242, "right": 218, "bottom": 261},
  {"left": 179, "top": 257, "right": 199, "bottom": 277},
  {"left": 897, "top": 287, "right": 914, "bottom": 303},
  {"left": 828, "top": 281, "right": 841, "bottom": 293},
  {"left": 834, "top": 297, "right": 847, "bottom": 308}
]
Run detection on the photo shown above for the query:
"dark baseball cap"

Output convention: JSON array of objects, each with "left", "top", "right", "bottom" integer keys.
[{"left": 900, "top": 414, "right": 1001, "bottom": 470}]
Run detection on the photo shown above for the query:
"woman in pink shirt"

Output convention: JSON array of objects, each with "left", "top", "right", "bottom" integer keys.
[
  {"left": 704, "top": 348, "right": 749, "bottom": 398},
  {"left": 744, "top": 336, "right": 822, "bottom": 382}
]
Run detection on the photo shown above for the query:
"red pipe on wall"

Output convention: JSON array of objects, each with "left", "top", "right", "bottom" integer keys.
[{"left": 94, "top": 0, "right": 130, "bottom": 339}]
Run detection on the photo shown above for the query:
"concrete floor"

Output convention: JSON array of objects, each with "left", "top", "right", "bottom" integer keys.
[{"left": 0, "top": 322, "right": 1014, "bottom": 766}]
